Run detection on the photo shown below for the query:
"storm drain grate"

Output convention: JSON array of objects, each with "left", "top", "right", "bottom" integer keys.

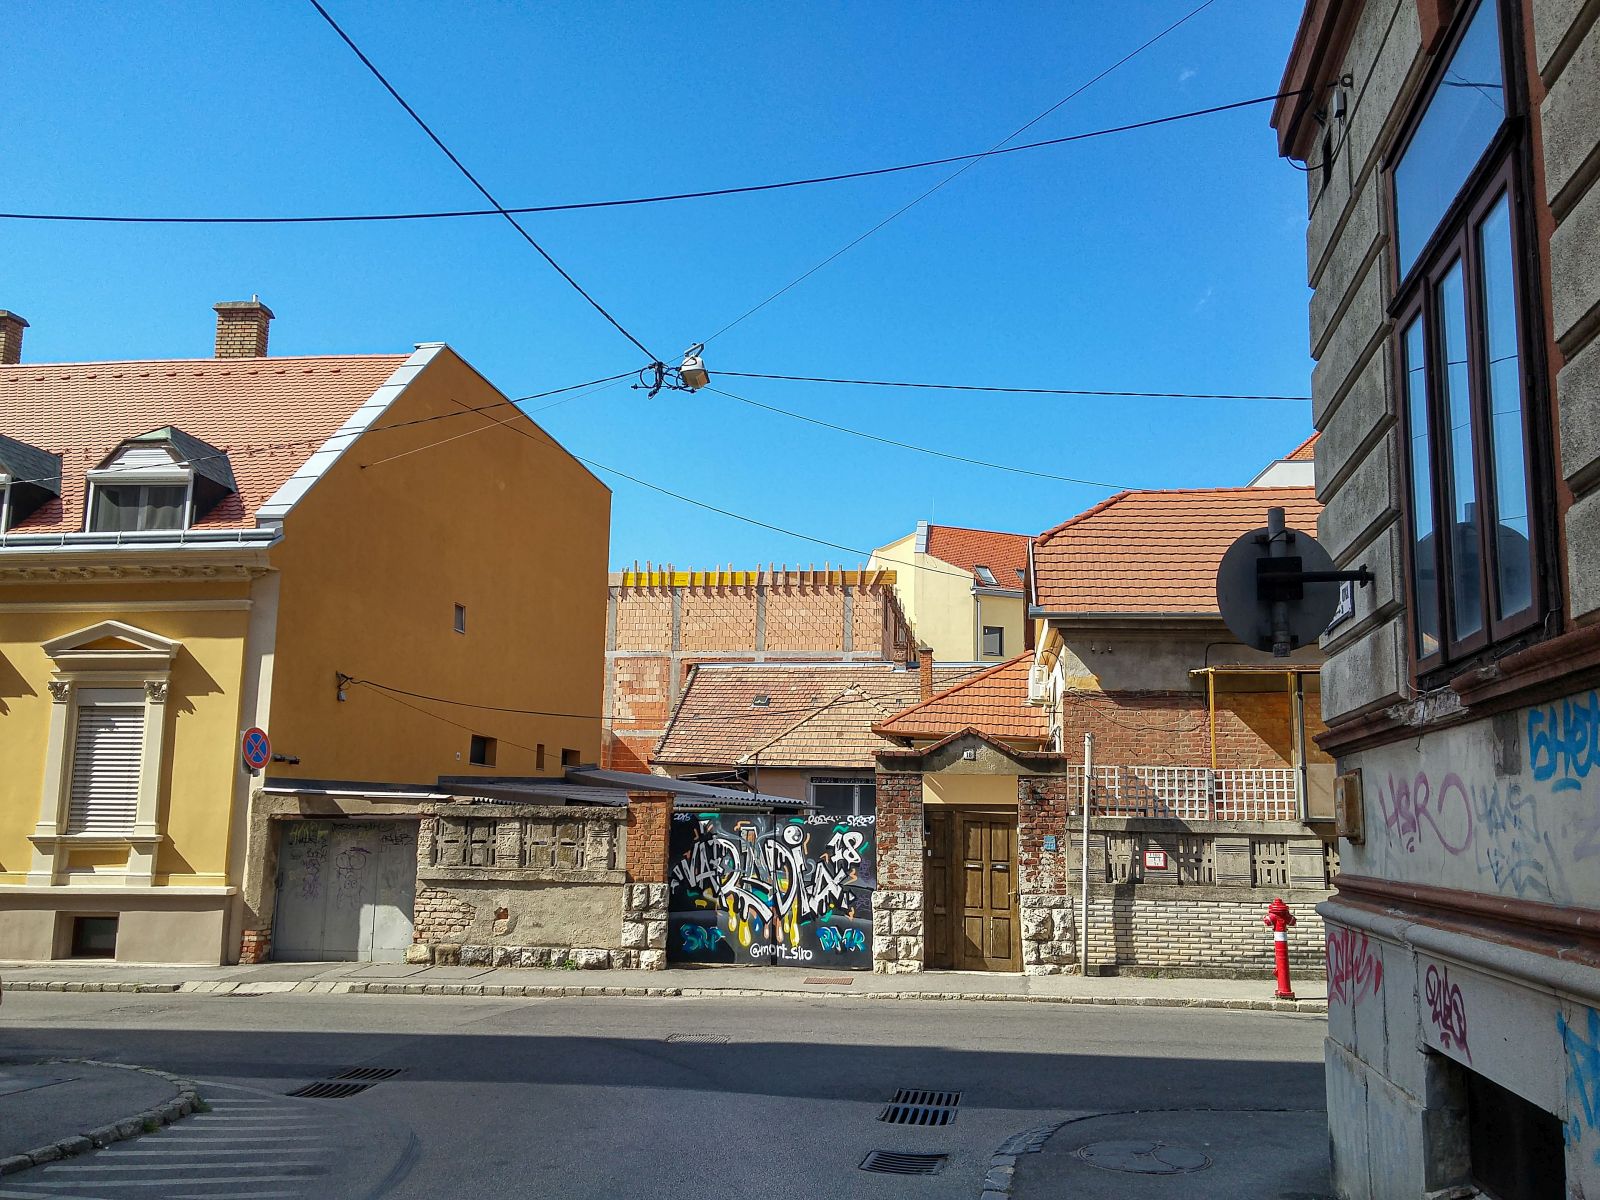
[
  {"left": 286, "top": 1081, "right": 373, "bottom": 1099},
  {"left": 860, "top": 1151, "right": 948, "bottom": 1175},
  {"left": 333, "top": 1067, "right": 404, "bottom": 1081},
  {"left": 879, "top": 1089, "right": 961, "bottom": 1126},
  {"left": 665, "top": 1033, "right": 731, "bottom": 1044}
]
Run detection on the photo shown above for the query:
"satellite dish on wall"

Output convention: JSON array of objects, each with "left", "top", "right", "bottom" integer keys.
[{"left": 1216, "top": 507, "right": 1372, "bottom": 656}]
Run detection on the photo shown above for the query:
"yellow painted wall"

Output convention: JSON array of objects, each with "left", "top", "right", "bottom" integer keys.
[
  {"left": 975, "top": 593, "right": 1025, "bottom": 661},
  {"left": 869, "top": 535, "right": 983, "bottom": 660},
  {"left": 0, "top": 589, "right": 252, "bottom": 886},
  {"left": 265, "top": 348, "right": 610, "bottom": 785},
  {"left": 925, "top": 774, "right": 1020, "bottom": 807}
]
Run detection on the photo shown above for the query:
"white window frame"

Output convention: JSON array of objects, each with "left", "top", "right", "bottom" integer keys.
[
  {"left": 28, "top": 622, "right": 178, "bottom": 888},
  {"left": 84, "top": 465, "right": 194, "bottom": 534},
  {"left": 0, "top": 475, "right": 11, "bottom": 533},
  {"left": 808, "top": 775, "right": 876, "bottom": 815}
]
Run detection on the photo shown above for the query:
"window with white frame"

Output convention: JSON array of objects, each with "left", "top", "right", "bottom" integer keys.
[
  {"left": 85, "top": 429, "right": 236, "bottom": 534},
  {"left": 66, "top": 689, "right": 146, "bottom": 835},
  {"left": 809, "top": 776, "right": 875, "bottom": 815}
]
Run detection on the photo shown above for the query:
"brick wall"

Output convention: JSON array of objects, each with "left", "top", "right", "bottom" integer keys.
[
  {"left": 603, "top": 569, "right": 914, "bottom": 768},
  {"left": 1056, "top": 690, "right": 1332, "bottom": 769},
  {"left": 412, "top": 884, "right": 476, "bottom": 944},
  {"left": 1082, "top": 895, "right": 1326, "bottom": 972},
  {"left": 625, "top": 792, "right": 672, "bottom": 884},
  {"left": 873, "top": 770, "right": 924, "bottom": 973}
]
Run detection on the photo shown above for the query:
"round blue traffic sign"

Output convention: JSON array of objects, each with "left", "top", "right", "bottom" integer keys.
[{"left": 242, "top": 727, "right": 271, "bottom": 771}]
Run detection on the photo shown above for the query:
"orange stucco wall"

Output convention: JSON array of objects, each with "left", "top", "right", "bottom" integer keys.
[{"left": 263, "top": 348, "right": 610, "bottom": 785}]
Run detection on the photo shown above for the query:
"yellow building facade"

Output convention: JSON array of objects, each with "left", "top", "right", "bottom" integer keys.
[
  {"left": 1, "top": 308, "right": 608, "bottom": 964},
  {"left": 869, "top": 522, "right": 1030, "bottom": 663}
]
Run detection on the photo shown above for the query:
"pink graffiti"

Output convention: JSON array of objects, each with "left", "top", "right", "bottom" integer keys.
[
  {"left": 1376, "top": 772, "right": 1474, "bottom": 855},
  {"left": 1424, "top": 963, "right": 1471, "bottom": 1061},
  {"left": 1326, "top": 927, "right": 1383, "bottom": 1006}
]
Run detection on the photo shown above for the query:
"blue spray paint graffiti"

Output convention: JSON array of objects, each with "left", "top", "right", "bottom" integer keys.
[
  {"left": 679, "top": 925, "right": 726, "bottom": 954},
  {"left": 1529, "top": 692, "right": 1600, "bottom": 793},
  {"left": 816, "top": 926, "right": 866, "bottom": 953},
  {"left": 1559, "top": 1005, "right": 1600, "bottom": 1163}
]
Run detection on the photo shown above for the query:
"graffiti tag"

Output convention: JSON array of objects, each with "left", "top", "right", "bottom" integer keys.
[
  {"left": 817, "top": 926, "right": 866, "bottom": 953},
  {"left": 679, "top": 924, "right": 726, "bottom": 954},
  {"left": 1558, "top": 1005, "right": 1600, "bottom": 1161},
  {"left": 1472, "top": 780, "right": 1563, "bottom": 901},
  {"left": 1423, "top": 964, "right": 1470, "bottom": 1061},
  {"left": 1529, "top": 691, "right": 1600, "bottom": 793},
  {"left": 1376, "top": 772, "right": 1474, "bottom": 856},
  {"left": 334, "top": 846, "right": 370, "bottom": 910},
  {"left": 1326, "top": 927, "right": 1383, "bottom": 1007}
]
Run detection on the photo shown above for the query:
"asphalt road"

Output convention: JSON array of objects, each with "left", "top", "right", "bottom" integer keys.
[{"left": 0, "top": 989, "right": 1329, "bottom": 1199}]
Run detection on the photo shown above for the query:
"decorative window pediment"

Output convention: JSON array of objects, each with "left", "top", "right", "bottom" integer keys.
[{"left": 43, "top": 620, "right": 180, "bottom": 673}]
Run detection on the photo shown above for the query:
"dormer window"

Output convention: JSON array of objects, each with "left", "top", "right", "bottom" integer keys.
[
  {"left": 86, "top": 427, "right": 234, "bottom": 534},
  {"left": 0, "top": 433, "right": 62, "bottom": 532}
]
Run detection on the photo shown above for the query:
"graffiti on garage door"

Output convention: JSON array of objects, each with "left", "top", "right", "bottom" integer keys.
[{"left": 668, "top": 812, "right": 875, "bottom": 969}]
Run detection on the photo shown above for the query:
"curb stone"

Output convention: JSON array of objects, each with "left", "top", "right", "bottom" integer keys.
[
  {"left": 0, "top": 978, "right": 1328, "bottom": 1013},
  {"left": 0, "top": 1059, "right": 203, "bottom": 1177}
]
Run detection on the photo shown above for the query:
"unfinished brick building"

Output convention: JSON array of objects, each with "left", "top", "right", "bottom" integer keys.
[{"left": 603, "top": 568, "right": 916, "bottom": 771}]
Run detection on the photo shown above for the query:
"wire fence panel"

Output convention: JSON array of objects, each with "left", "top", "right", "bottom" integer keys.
[{"left": 1063, "top": 765, "right": 1300, "bottom": 823}]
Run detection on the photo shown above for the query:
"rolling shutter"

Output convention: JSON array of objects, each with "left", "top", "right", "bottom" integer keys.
[{"left": 67, "top": 701, "right": 144, "bottom": 834}]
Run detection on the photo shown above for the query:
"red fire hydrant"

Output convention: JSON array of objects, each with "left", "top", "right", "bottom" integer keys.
[{"left": 1262, "top": 897, "right": 1297, "bottom": 1000}]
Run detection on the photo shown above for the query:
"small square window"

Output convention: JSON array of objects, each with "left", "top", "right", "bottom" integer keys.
[
  {"left": 453, "top": 604, "right": 467, "bottom": 634},
  {"left": 71, "top": 915, "right": 118, "bottom": 959},
  {"left": 561, "top": 748, "right": 580, "bottom": 767},
  {"left": 469, "top": 735, "right": 496, "bottom": 767},
  {"left": 982, "top": 626, "right": 1005, "bottom": 657}
]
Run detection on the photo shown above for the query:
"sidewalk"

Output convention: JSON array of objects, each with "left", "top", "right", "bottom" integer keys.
[
  {"left": 1, "top": 961, "right": 1328, "bottom": 1013},
  {"left": 0, "top": 1059, "right": 200, "bottom": 1174}
]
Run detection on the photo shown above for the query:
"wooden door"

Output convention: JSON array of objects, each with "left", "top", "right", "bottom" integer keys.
[
  {"left": 955, "top": 814, "right": 1021, "bottom": 971},
  {"left": 924, "top": 811, "right": 954, "bottom": 969}
]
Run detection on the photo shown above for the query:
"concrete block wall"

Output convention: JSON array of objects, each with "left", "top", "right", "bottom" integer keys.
[{"left": 1081, "top": 894, "right": 1327, "bottom": 973}]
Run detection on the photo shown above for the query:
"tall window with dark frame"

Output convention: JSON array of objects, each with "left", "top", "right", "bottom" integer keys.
[{"left": 1389, "top": 0, "right": 1544, "bottom": 675}]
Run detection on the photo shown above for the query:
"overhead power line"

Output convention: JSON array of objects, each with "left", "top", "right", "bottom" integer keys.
[
  {"left": 701, "top": 0, "right": 1222, "bottom": 346},
  {"left": 306, "top": 0, "right": 659, "bottom": 362},
  {"left": 0, "top": 91, "right": 1303, "bottom": 228},
  {"left": 707, "top": 385, "right": 1135, "bottom": 490},
  {"left": 714, "top": 370, "right": 1312, "bottom": 402},
  {"left": 428, "top": 395, "right": 997, "bottom": 585}
]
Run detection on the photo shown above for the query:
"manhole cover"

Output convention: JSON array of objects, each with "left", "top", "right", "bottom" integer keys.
[
  {"left": 1076, "top": 1140, "right": 1211, "bottom": 1175},
  {"left": 860, "top": 1150, "right": 947, "bottom": 1175}
]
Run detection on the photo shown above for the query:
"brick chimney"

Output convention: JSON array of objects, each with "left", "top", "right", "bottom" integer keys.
[
  {"left": 918, "top": 645, "right": 934, "bottom": 701},
  {"left": 0, "top": 311, "right": 28, "bottom": 365},
  {"left": 213, "top": 297, "right": 274, "bottom": 358}
]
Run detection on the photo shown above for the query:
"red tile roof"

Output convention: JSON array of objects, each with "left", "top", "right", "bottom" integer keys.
[
  {"left": 925, "top": 524, "right": 1032, "bottom": 583},
  {"left": 1, "top": 355, "right": 408, "bottom": 531},
  {"left": 872, "top": 654, "right": 1048, "bottom": 744},
  {"left": 652, "top": 662, "right": 984, "bottom": 768},
  {"left": 1031, "top": 486, "right": 1323, "bottom": 615},
  {"left": 1287, "top": 433, "right": 1319, "bottom": 461}
]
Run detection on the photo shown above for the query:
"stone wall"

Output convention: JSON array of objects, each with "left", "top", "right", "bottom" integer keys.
[
  {"left": 410, "top": 802, "right": 634, "bottom": 969},
  {"left": 1019, "top": 776, "right": 1076, "bottom": 975}
]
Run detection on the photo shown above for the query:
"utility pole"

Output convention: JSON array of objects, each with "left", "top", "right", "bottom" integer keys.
[{"left": 1080, "top": 732, "right": 1093, "bottom": 975}]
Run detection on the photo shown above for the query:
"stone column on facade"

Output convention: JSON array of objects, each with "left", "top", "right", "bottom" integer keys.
[
  {"left": 623, "top": 792, "right": 672, "bottom": 969},
  {"left": 873, "top": 769, "right": 925, "bottom": 973},
  {"left": 1019, "top": 775, "right": 1077, "bottom": 975}
]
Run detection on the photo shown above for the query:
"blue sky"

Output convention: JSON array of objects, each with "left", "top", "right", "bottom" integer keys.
[{"left": 6, "top": 2, "right": 1313, "bottom": 567}]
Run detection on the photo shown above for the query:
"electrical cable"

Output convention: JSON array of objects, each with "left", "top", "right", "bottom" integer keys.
[
  {"left": 700, "top": 0, "right": 1222, "bottom": 346},
  {"left": 0, "top": 90, "right": 1304, "bottom": 228},
  {"left": 712, "top": 371, "right": 1312, "bottom": 402},
  {"left": 431, "top": 394, "right": 996, "bottom": 585},
  {"left": 306, "top": 0, "right": 659, "bottom": 361},
  {"left": 707, "top": 384, "right": 1136, "bottom": 489}
]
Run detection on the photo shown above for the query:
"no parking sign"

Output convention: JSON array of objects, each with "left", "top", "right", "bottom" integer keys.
[{"left": 241, "top": 727, "right": 271, "bottom": 772}]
